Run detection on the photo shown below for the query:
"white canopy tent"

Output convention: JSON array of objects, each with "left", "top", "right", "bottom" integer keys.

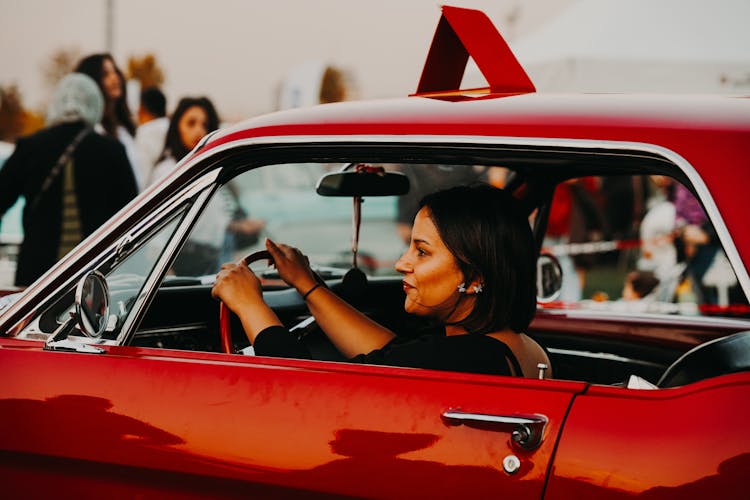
[{"left": 465, "top": 0, "right": 750, "bottom": 94}]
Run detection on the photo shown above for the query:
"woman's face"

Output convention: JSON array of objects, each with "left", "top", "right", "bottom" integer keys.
[
  {"left": 395, "top": 207, "right": 474, "bottom": 323},
  {"left": 101, "top": 58, "right": 122, "bottom": 101},
  {"left": 178, "top": 106, "right": 209, "bottom": 150}
]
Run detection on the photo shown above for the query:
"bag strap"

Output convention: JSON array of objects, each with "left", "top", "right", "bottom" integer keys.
[
  {"left": 28, "top": 126, "right": 92, "bottom": 214},
  {"left": 56, "top": 158, "right": 83, "bottom": 260}
]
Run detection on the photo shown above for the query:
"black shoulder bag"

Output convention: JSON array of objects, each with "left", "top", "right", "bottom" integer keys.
[{"left": 28, "top": 126, "right": 92, "bottom": 214}]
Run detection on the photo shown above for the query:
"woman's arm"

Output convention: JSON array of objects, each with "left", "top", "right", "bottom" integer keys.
[
  {"left": 211, "top": 261, "right": 284, "bottom": 344},
  {"left": 265, "top": 239, "right": 395, "bottom": 358}
]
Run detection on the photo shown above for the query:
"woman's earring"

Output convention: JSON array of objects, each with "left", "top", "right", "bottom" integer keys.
[
  {"left": 457, "top": 282, "right": 467, "bottom": 293},
  {"left": 472, "top": 283, "right": 484, "bottom": 294}
]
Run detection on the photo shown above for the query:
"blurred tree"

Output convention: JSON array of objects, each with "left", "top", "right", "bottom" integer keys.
[
  {"left": 319, "top": 66, "right": 348, "bottom": 104},
  {"left": 127, "top": 54, "right": 165, "bottom": 89},
  {"left": 0, "top": 85, "right": 23, "bottom": 141},
  {"left": 42, "top": 47, "right": 82, "bottom": 92},
  {"left": 21, "top": 110, "right": 45, "bottom": 136},
  {"left": 0, "top": 85, "right": 44, "bottom": 142}
]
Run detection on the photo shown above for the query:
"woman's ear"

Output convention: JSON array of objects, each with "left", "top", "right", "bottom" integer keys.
[{"left": 464, "top": 276, "right": 485, "bottom": 295}]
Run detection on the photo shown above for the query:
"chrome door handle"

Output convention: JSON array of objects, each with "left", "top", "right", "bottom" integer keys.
[{"left": 442, "top": 409, "right": 548, "bottom": 450}]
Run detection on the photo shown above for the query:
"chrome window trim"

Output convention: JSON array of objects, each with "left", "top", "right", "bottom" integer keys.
[
  {"left": 115, "top": 186, "right": 217, "bottom": 346},
  {"left": 135, "top": 323, "right": 207, "bottom": 338},
  {"left": 546, "top": 347, "right": 664, "bottom": 367},
  {"left": 539, "top": 307, "right": 750, "bottom": 330}
]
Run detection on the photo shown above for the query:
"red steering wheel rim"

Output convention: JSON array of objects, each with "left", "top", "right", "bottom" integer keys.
[{"left": 219, "top": 250, "right": 272, "bottom": 354}]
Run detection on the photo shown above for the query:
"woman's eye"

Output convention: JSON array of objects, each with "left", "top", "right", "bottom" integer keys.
[{"left": 416, "top": 247, "right": 426, "bottom": 257}]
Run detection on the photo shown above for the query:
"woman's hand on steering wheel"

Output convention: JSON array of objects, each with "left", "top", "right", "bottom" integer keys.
[
  {"left": 212, "top": 255, "right": 267, "bottom": 312},
  {"left": 265, "top": 238, "right": 319, "bottom": 294},
  {"left": 213, "top": 244, "right": 326, "bottom": 354},
  {"left": 213, "top": 250, "right": 275, "bottom": 354}
]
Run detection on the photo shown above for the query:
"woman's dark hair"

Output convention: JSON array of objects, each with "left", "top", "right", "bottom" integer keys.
[
  {"left": 74, "top": 53, "right": 136, "bottom": 137},
  {"left": 420, "top": 184, "right": 537, "bottom": 334},
  {"left": 160, "top": 97, "right": 220, "bottom": 162}
]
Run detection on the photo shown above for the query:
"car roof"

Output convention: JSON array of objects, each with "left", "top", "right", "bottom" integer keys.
[{"left": 210, "top": 91, "right": 750, "bottom": 145}]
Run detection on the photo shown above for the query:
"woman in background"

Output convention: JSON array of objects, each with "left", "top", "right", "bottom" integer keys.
[
  {"left": 151, "top": 96, "right": 219, "bottom": 183},
  {"left": 75, "top": 53, "right": 143, "bottom": 190},
  {"left": 158, "top": 97, "right": 264, "bottom": 275}
]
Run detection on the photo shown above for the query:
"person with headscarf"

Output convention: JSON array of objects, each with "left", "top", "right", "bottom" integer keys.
[{"left": 0, "top": 73, "right": 137, "bottom": 286}]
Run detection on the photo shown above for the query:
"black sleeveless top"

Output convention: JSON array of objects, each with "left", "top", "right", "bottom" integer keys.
[{"left": 254, "top": 325, "right": 523, "bottom": 377}]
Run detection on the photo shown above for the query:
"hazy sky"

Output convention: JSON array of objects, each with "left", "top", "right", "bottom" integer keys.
[{"left": 1, "top": 0, "right": 573, "bottom": 121}]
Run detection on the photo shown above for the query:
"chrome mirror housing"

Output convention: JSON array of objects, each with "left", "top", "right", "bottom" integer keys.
[
  {"left": 75, "top": 271, "right": 110, "bottom": 338},
  {"left": 536, "top": 253, "right": 563, "bottom": 304},
  {"left": 44, "top": 271, "right": 110, "bottom": 353}
]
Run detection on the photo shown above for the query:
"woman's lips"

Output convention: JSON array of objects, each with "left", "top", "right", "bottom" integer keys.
[{"left": 402, "top": 280, "right": 415, "bottom": 292}]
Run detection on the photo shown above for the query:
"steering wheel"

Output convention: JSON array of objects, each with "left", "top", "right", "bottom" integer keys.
[{"left": 219, "top": 250, "right": 273, "bottom": 354}]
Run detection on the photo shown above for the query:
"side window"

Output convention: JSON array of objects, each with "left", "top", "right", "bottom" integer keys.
[
  {"left": 30, "top": 209, "right": 185, "bottom": 337},
  {"left": 542, "top": 174, "right": 749, "bottom": 318},
  {"left": 104, "top": 213, "right": 185, "bottom": 337}
]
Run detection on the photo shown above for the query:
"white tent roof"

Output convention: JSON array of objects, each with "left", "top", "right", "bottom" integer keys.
[
  {"left": 514, "top": 0, "right": 750, "bottom": 64},
  {"left": 465, "top": 0, "right": 750, "bottom": 93}
]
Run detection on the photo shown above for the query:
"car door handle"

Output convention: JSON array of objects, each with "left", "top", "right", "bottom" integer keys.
[{"left": 442, "top": 409, "right": 548, "bottom": 450}]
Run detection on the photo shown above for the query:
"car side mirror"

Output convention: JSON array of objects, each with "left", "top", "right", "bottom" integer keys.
[
  {"left": 44, "top": 271, "right": 110, "bottom": 353},
  {"left": 75, "top": 270, "right": 110, "bottom": 338},
  {"left": 537, "top": 253, "right": 563, "bottom": 304}
]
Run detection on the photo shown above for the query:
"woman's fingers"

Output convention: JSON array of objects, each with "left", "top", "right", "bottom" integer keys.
[
  {"left": 267, "top": 238, "right": 298, "bottom": 266},
  {"left": 265, "top": 238, "right": 285, "bottom": 262},
  {"left": 212, "top": 261, "right": 261, "bottom": 305},
  {"left": 265, "top": 238, "right": 316, "bottom": 290}
]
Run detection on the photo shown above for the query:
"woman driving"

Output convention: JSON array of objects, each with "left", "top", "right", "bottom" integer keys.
[{"left": 212, "top": 184, "right": 551, "bottom": 377}]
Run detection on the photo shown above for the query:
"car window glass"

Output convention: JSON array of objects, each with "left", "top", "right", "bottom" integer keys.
[
  {"left": 540, "top": 174, "right": 749, "bottom": 319},
  {"left": 29, "top": 209, "right": 185, "bottom": 337},
  {"left": 170, "top": 163, "right": 499, "bottom": 281},
  {"left": 170, "top": 163, "right": 402, "bottom": 279},
  {"left": 104, "top": 213, "right": 184, "bottom": 338}
]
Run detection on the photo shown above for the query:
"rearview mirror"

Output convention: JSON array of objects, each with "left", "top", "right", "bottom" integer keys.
[{"left": 316, "top": 170, "right": 410, "bottom": 197}]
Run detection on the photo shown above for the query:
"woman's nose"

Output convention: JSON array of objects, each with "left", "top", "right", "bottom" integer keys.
[{"left": 395, "top": 253, "right": 412, "bottom": 274}]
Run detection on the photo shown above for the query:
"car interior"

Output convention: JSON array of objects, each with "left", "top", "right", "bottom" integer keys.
[{"left": 25, "top": 145, "right": 750, "bottom": 389}]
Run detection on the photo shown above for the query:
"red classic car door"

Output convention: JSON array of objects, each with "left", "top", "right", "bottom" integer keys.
[
  {"left": 545, "top": 375, "right": 750, "bottom": 499},
  {"left": 0, "top": 342, "right": 585, "bottom": 498}
]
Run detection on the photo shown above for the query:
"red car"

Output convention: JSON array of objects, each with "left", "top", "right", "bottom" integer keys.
[{"left": 1, "top": 6, "right": 748, "bottom": 498}]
